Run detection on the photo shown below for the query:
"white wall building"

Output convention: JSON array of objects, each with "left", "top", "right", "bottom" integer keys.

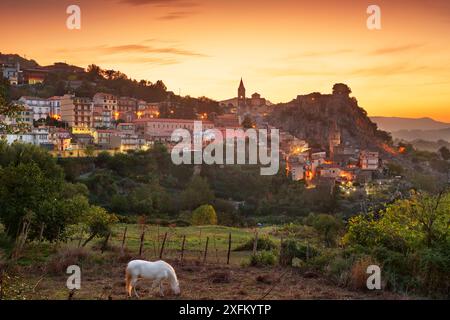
[{"left": 19, "top": 96, "right": 51, "bottom": 121}]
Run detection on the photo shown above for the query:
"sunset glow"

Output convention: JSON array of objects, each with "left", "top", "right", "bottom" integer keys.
[{"left": 1, "top": 0, "right": 449, "bottom": 121}]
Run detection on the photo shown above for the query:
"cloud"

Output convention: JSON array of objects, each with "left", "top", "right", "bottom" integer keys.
[
  {"left": 348, "top": 63, "right": 437, "bottom": 77},
  {"left": 261, "top": 62, "right": 439, "bottom": 78},
  {"left": 119, "top": 0, "right": 198, "bottom": 7},
  {"left": 369, "top": 43, "right": 425, "bottom": 55},
  {"left": 124, "top": 57, "right": 180, "bottom": 65},
  {"left": 286, "top": 49, "right": 354, "bottom": 59},
  {"left": 102, "top": 44, "right": 207, "bottom": 57},
  {"left": 55, "top": 43, "right": 207, "bottom": 58},
  {"left": 157, "top": 11, "right": 195, "bottom": 20}
]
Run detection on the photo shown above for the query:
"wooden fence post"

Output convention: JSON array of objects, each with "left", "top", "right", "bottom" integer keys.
[
  {"left": 121, "top": 227, "right": 128, "bottom": 253},
  {"left": 138, "top": 228, "right": 145, "bottom": 256},
  {"left": 157, "top": 225, "right": 160, "bottom": 253},
  {"left": 39, "top": 223, "right": 45, "bottom": 242},
  {"left": 213, "top": 236, "right": 219, "bottom": 263},
  {"left": 227, "top": 233, "right": 231, "bottom": 265},
  {"left": 252, "top": 229, "right": 259, "bottom": 256},
  {"left": 203, "top": 237, "right": 209, "bottom": 264},
  {"left": 198, "top": 229, "right": 202, "bottom": 260},
  {"left": 159, "top": 232, "right": 167, "bottom": 259},
  {"left": 55, "top": 226, "right": 61, "bottom": 248},
  {"left": 180, "top": 235, "right": 186, "bottom": 265},
  {"left": 101, "top": 232, "right": 111, "bottom": 254},
  {"left": 306, "top": 242, "right": 310, "bottom": 261},
  {"left": 0, "top": 270, "right": 3, "bottom": 300}
]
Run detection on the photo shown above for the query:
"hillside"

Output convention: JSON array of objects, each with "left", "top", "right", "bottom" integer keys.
[
  {"left": 268, "top": 83, "right": 392, "bottom": 153},
  {"left": 370, "top": 116, "right": 450, "bottom": 132},
  {"left": 392, "top": 127, "right": 450, "bottom": 142},
  {"left": 0, "top": 53, "right": 39, "bottom": 69}
]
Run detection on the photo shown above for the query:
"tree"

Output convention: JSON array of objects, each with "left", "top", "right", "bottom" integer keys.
[
  {"left": 191, "top": 204, "right": 217, "bottom": 226},
  {"left": 0, "top": 142, "right": 93, "bottom": 241},
  {"left": 86, "top": 64, "right": 103, "bottom": 81},
  {"left": 438, "top": 146, "right": 450, "bottom": 161},
  {"left": 0, "top": 78, "right": 29, "bottom": 133},
  {"left": 343, "top": 190, "right": 450, "bottom": 250},
  {"left": 84, "top": 144, "right": 95, "bottom": 158},
  {"left": 181, "top": 176, "right": 214, "bottom": 210},
  {"left": 81, "top": 206, "right": 118, "bottom": 247},
  {"left": 310, "top": 214, "right": 342, "bottom": 247}
]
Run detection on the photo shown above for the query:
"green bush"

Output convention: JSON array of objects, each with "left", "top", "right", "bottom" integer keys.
[
  {"left": 191, "top": 205, "right": 217, "bottom": 226},
  {"left": 248, "top": 250, "right": 277, "bottom": 267},
  {"left": 325, "top": 254, "right": 353, "bottom": 286},
  {"left": 279, "top": 239, "right": 320, "bottom": 266},
  {"left": 234, "top": 235, "right": 277, "bottom": 251}
]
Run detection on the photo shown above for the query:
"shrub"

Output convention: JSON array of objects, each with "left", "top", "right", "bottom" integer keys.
[
  {"left": 279, "top": 239, "right": 319, "bottom": 266},
  {"left": 349, "top": 256, "right": 378, "bottom": 290},
  {"left": 234, "top": 235, "right": 277, "bottom": 252},
  {"left": 248, "top": 251, "right": 277, "bottom": 267},
  {"left": 191, "top": 205, "right": 217, "bottom": 226},
  {"left": 325, "top": 255, "right": 353, "bottom": 286},
  {"left": 46, "top": 248, "right": 90, "bottom": 274}
]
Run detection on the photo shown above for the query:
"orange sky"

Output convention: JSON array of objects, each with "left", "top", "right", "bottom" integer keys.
[{"left": 1, "top": 0, "right": 450, "bottom": 121}]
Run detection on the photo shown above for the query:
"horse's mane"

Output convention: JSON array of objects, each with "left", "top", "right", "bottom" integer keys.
[{"left": 165, "top": 262, "right": 179, "bottom": 285}]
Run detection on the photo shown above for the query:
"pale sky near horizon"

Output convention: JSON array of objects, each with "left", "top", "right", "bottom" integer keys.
[{"left": 1, "top": 0, "right": 450, "bottom": 121}]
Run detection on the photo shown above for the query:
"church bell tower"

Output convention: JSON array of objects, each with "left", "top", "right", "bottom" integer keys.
[{"left": 238, "top": 78, "right": 246, "bottom": 108}]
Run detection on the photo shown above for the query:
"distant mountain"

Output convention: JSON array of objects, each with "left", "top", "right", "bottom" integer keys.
[
  {"left": 409, "top": 139, "right": 450, "bottom": 152},
  {"left": 392, "top": 128, "right": 450, "bottom": 142},
  {"left": 370, "top": 116, "right": 450, "bottom": 132}
]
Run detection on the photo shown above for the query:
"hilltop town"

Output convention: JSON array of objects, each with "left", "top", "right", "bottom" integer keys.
[
  {"left": 1, "top": 56, "right": 402, "bottom": 193},
  {"left": 1, "top": 55, "right": 449, "bottom": 300}
]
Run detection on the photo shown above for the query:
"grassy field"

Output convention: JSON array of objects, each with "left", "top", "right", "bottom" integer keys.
[
  {"left": 0, "top": 224, "right": 407, "bottom": 300},
  {"left": 1, "top": 224, "right": 277, "bottom": 269},
  {"left": 106, "top": 224, "right": 278, "bottom": 264}
]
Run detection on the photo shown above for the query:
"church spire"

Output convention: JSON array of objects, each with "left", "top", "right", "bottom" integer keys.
[
  {"left": 239, "top": 77, "right": 245, "bottom": 89},
  {"left": 238, "top": 77, "right": 246, "bottom": 107}
]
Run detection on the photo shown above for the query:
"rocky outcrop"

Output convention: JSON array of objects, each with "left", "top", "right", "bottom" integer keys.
[{"left": 268, "top": 84, "right": 391, "bottom": 152}]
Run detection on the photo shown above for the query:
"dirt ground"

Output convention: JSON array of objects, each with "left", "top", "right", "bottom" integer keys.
[{"left": 21, "top": 258, "right": 406, "bottom": 300}]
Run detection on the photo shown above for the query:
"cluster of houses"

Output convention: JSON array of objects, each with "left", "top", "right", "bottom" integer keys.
[
  {"left": 1, "top": 92, "right": 222, "bottom": 156},
  {"left": 1, "top": 68, "right": 382, "bottom": 190},
  {"left": 281, "top": 130, "right": 381, "bottom": 192}
]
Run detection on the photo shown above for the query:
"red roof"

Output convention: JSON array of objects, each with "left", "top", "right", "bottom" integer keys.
[{"left": 133, "top": 118, "right": 214, "bottom": 125}]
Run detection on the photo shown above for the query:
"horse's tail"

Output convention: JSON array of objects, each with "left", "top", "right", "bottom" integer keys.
[{"left": 125, "top": 267, "right": 132, "bottom": 296}]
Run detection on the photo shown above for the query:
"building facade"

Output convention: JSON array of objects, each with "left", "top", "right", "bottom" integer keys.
[{"left": 60, "top": 94, "right": 93, "bottom": 128}]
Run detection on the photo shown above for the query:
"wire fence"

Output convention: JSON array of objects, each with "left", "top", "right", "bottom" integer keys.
[{"left": 100, "top": 225, "right": 255, "bottom": 265}]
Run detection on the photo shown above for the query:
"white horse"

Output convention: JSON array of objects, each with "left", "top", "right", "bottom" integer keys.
[{"left": 125, "top": 259, "right": 180, "bottom": 298}]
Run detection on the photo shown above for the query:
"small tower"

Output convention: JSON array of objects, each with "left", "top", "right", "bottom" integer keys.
[
  {"left": 237, "top": 78, "right": 246, "bottom": 107},
  {"left": 329, "top": 120, "right": 341, "bottom": 159}
]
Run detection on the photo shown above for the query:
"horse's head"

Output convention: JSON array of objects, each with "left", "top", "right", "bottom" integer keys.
[{"left": 171, "top": 281, "right": 181, "bottom": 296}]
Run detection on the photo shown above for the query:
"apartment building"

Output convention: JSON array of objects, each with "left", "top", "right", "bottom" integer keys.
[{"left": 60, "top": 94, "right": 93, "bottom": 128}]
